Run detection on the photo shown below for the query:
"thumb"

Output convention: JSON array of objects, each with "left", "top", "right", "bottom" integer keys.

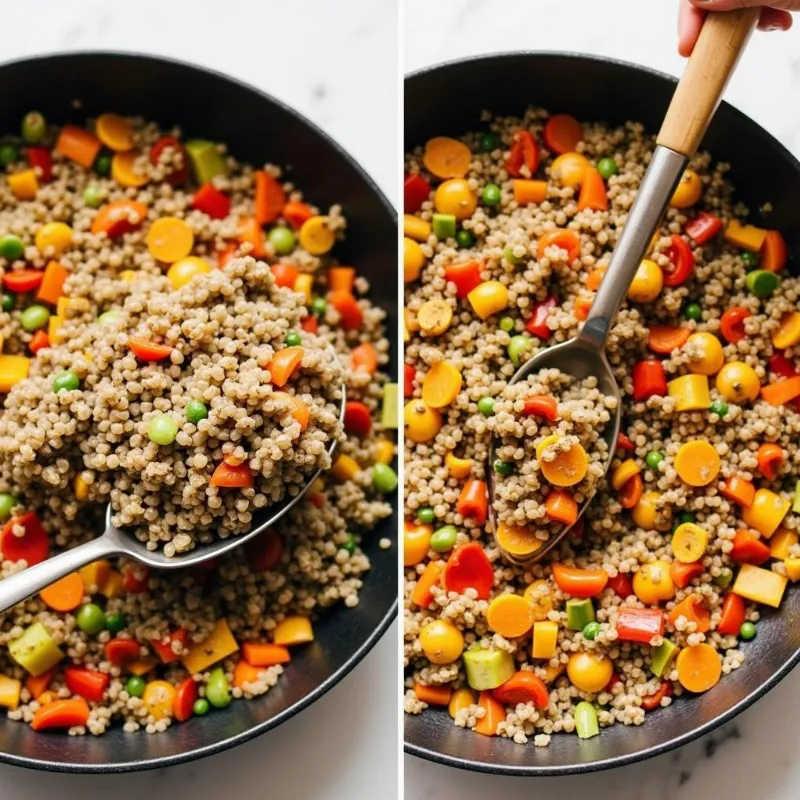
[{"left": 691, "top": 0, "right": 800, "bottom": 8}]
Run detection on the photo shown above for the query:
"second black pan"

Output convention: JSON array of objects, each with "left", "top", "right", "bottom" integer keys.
[{"left": 404, "top": 52, "right": 800, "bottom": 775}]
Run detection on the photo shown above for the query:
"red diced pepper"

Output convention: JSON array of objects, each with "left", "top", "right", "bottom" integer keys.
[
  {"left": 525, "top": 296, "right": 557, "bottom": 339},
  {"left": 662, "top": 235, "right": 695, "bottom": 287},
  {"left": 769, "top": 353, "right": 798, "bottom": 380},
  {"left": 442, "top": 542, "right": 494, "bottom": 599},
  {"left": 608, "top": 572, "right": 634, "bottom": 599},
  {"left": 122, "top": 564, "right": 150, "bottom": 593},
  {"left": 64, "top": 666, "right": 109, "bottom": 703},
  {"left": 505, "top": 131, "right": 540, "bottom": 178},
  {"left": 27, "top": 147, "right": 53, "bottom": 182},
  {"left": 150, "top": 136, "right": 190, "bottom": 186},
  {"left": 456, "top": 480, "right": 488, "bottom": 526},
  {"left": 192, "top": 183, "right": 231, "bottom": 220},
  {"left": 404, "top": 173, "right": 431, "bottom": 213},
  {"left": 29, "top": 329, "right": 50, "bottom": 354},
  {"left": 444, "top": 260, "right": 482, "bottom": 298},
  {"left": 641, "top": 681, "right": 673, "bottom": 711},
  {"left": 632, "top": 360, "right": 667, "bottom": 401},
  {"left": 404, "top": 363, "right": 416, "bottom": 398},
  {"left": 616, "top": 607, "right": 664, "bottom": 643},
  {"left": 684, "top": 212, "right": 722, "bottom": 245},
  {"left": 730, "top": 529, "right": 770, "bottom": 565},
  {"left": 717, "top": 593, "right": 746, "bottom": 635},
  {"left": 616, "top": 433, "right": 636, "bottom": 453},
  {"left": 521, "top": 394, "right": 558, "bottom": 421},
  {"left": 151, "top": 628, "right": 188, "bottom": 664}
]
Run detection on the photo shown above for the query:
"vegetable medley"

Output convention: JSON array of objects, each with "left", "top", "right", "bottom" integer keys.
[
  {"left": 403, "top": 107, "right": 800, "bottom": 746},
  {"left": 0, "top": 110, "right": 396, "bottom": 734}
]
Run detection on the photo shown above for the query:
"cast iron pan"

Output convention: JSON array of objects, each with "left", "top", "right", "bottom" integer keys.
[
  {"left": 404, "top": 52, "right": 800, "bottom": 775},
  {"left": 0, "top": 52, "right": 397, "bottom": 772}
]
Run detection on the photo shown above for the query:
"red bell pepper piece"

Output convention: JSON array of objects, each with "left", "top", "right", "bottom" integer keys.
[
  {"left": 343, "top": 401, "right": 372, "bottom": 437},
  {"left": 444, "top": 260, "right": 482, "bottom": 298},
  {"left": 254, "top": 171, "right": 286, "bottom": 226},
  {"left": 720, "top": 307, "right": 751, "bottom": 344},
  {"left": 173, "top": 677, "right": 199, "bottom": 722},
  {"left": 505, "top": 130, "right": 540, "bottom": 178},
  {"left": 662, "top": 235, "right": 695, "bottom": 287},
  {"left": 521, "top": 394, "right": 558, "bottom": 421},
  {"left": 730, "top": 529, "right": 770, "bottom": 565},
  {"left": 770, "top": 353, "right": 798, "bottom": 380},
  {"left": 608, "top": 572, "right": 634, "bottom": 599},
  {"left": 684, "top": 212, "right": 722, "bottom": 245},
  {"left": 0, "top": 511, "right": 49, "bottom": 566},
  {"left": 192, "top": 183, "right": 231, "bottom": 220},
  {"left": 442, "top": 542, "right": 494, "bottom": 599},
  {"left": 300, "top": 315, "right": 318, "bottom": 333},
  {"left": 456, "top": 479, "right": 488, "bottom": 526},
  {"left": 641, "top": 680, "right": 673, "bottom": 711},
  {"left": 616, "top": 607, "right": 664, "bottom": 643},
  {"left": 122, "top": 564, "right": 150, "bottom": 593},
  {"left": 150, "top": 136, "right": 190, "bottom": 185},
  {"left": 525, "top": 296, "right": 557, "bottom": 339},
  {"left": 64, "top": 666, "right": 109, "bottom": 703},
  {"left": 29, "top": 329, "right": 50, "bottom": 354},
  {"left": 616, "top": 432, "right": 636, "bottom": 453},
  {"left": 151, "top": 628, "right": 188, "bottom": 664},
  {"left": 605, "top": 672, "right": 623, "bottom": 692},
  {"left": 104, "top": 638, "right": 141, "bottom": 666},
  {"left": 552, "top": 563, "right": 608, "bottom": 598},
  {"left": 670, "top": 560, "right": 705, "bottom": 589},
  {"left": 245, "top": 528, "right": 284, "bottom": 572},
  {"left": 27, "top": 147, "right": 53, "bottom": 182},
  {"left": 404, "top": 173, "right": 431, "bottom": 213},
  {"left": 404, "top": 363, "right": 416, "bottom": 398},
  {"left": 282, "top": 201, "right": 313, "bottom": 230},
  {"left": 3, "top": 270, "right": 44, "bottom": 294},
  {"left": 632, "top": 360, "right": 667, "bottom": 401},
  {"left": 493, "top": 671, "right": 549, "bottom": 709},
  {"left": 717, "top": 592, "right": 746, "bottom": 635}
]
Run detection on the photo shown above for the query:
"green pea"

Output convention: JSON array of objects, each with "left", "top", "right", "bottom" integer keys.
[
  {"left": 499, "top": 316, "right": 515, "bottom": 333},
  {"left": 284, "top": 331, "right": 302, "bottom": 347},
  {"left": 745, "top": 269, "right": 779, "bottom": 298},
  {"left": 481, "top": 183, "right": 501, "bottom": 206},
  {"left": 126, "top": 676, "right": 146, "bottom": 698},
  {"left": 148, "top": 413, "right": 179, "bottom": 446},
  {"left": 311, "top": 295, "right": 327, "bottom": 317},
  {"left": 0, "top": 144, "right": 18, "bottom": 167},
  {"left": 645, "top": 451, "right": 664, "bottom": 470},
  {"left": 710, "top": 399, "right": 728, "bottom": 418},
  {"left": 205, "top": 667, "right": 231, "bottom": 708},
  {"left": 507, "top": 334, "right": 532, "bottom": 365},
  {"left": 97, "top": 309, "right": 123, "bottom": 326},
  {"left": 455, "top": 229, "right": 474, "bottom": 249},
  {"left": 0, "top": 234, "right": 24, "bottom": 261},
  {"left": 683, "top": 302, "right": 702, "bottom": 321},
  {"left": 504, "top": 247, "right": 523, "bottom": 265},
  {"left": 193, "top": 697, "right": 210, "bottom": 716},
  {"left": 268, "top": 226, "right": 296, "bottom": 256},
  {"left": 342, "top": 533, "right": 357, "bottom": 555},
  {"left": 417, "top": 507, "right": 435, "bottom": 524},
  {"left": 93, "top": 152, "right": 112, "bottom": 177},
  {"left": 493, "top": 460, "right": 514, "bottom": 476},
  {"left": 582, "top": 621, "right": 601, "bottom": 641},
  {"left": 0, "top": 493, "right": 16, "bottom": 521},
  {"left": 83, "top": 185, "right": 103, "bottom": 208},
  {"left": 430, "top": 525, "right": 458, "bottom": 552},
  {"left": 678, "top": 511, "right": 695, "bottom": 525},
  {"left": 596, "top": 157, "right": 618, "bottom": 180},
  {"left": 372, "top": 463, "right": 398, "bottom": 494},
  {"left": 713, "top": 567, "right": 734, "bottom": 588},
  {"left": 186, "top": 399, "right": 209, "bottom": 424},
  {"left": 105, "top": 612, "right": 128, "bottom": 635},
  {"left": 20, "top": 304, "right": 50, "bottom": 333},
  {"left": 76, "top": 603, "right": 106, "bottom": 635},
  {"left": 1, "top": 292, "right": 14, "bottom": 312},
  {"left": 52, "top": 370, "right": 80, "bottom": 393},
  {"left": 478, "top": 397, "right": 495, "bottom": 416},
  {"left": 739, "top": 621, "right": 756, "bottom": 640},
  {"left": 21, "top": 111, "right": 46, "bottom": 144},
  {"left": 478, "top": 133, "right": 498, "bottom": 153},
  {"left": 741, "top": 251, "right": 759, "bottom": 270}
]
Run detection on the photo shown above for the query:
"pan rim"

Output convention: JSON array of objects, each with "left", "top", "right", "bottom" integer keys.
[
  {"left": 403, "top": 49, "right": 800, "bottom": 777},
  {"left": 0, "top": 48, "right": 398, "bottom": 774}
]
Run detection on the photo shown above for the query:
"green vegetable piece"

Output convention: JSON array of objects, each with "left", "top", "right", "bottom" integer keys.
[
  {"left": 710, "top": 399, "right": 728, "bottom": 418},
  {"left": 21, "top": 111, "right": 46, "bottom": 144},
  {"left": 566, "top": 598, "right": 595, "bottom": 631},
  {"left": 205, "top": 666, "right": 231, "bottom": 708},
  {"left": 0, "top": 234, "right": 24, "bottom": 261},
  {"left": 193, "top": 697, "right": 210, "bottom": 716},
  {"left": 432, "top": 213, "right": 456, "bottom": 240},
  {"left": 793, "top": 479, "right": 800, "bottom": 514},
  {"left": 93, "top": 152, "right": 112, "bottom": 177},
  {"left": 575, "top": 701, "right": 600, "bottom": 739},
  {"left": 583, "top": 621, "right": 601, "bottom": 640},
  {"left": 645, "top": 451, "right": 665, "bottom": 470},
  {"left": 713, "top": 567, "right": 733, "bottom": 588},
  {"left": 596, "top": 158, "right": 619, "bottom": 180},
  {"left": 52, "top": 370, "right": 79, "bottom": 393},
  {"left": 745, "top": 269, "right": 779, "bottom": 298},
  {"left": 417, "top": 507, "right": 435, "bottom": 524},
  {"left": 269, "top": 226, "right": 296, "bottom": 255},
  {"left": 482, "top": 183, "right": 501, "bottom": 206},
  {"left": 382, "top": 383, "right": 398, "bottom": 429},
  {"left": 508, "top": 334, "right": 532, "bottom": 365},
  {"left": 650, "top": 638, "right": 679, "bottom": 677},
  {"left": 504, "top": 247, "right": 523, "bottom": 265},
  {"left": 184, "top": 140, "right": 228, "bottom": 185},
  {"left": 430, "top": 525, "right": 458, "bottom": 552},
  {"left": 0, "top": 144, "right": 19, "bottom": 167},
  {"left": 741, "top": 251, "right": 759, "bottom": 270},
  {"left": 105, "top": 612, "right": 127, "bottom": 635},
  {"left": 478, "top": 133, "right": 498, "bottom": 153},
  {"left": 83, "top": 185, "right": 103, "bottom": 208},
  {"left": 477, "top": 397, "right": 495, "bottom": 416},
  {"left": 342, "top": 533, "right": 357, "bottom": 555},
  {"left": 126, "top": 676, "right": 146, "bottom": 698},
  {"left": 186, "top": 399, "right": 209, "bottom": 425},
  {"left": 76, "top": 603, "right": 106, "bottom": 635},
  {"left": 0, "top": 493, "right": 16, "bottom": 521},
  {"left": 455, "top": 229, "right": 474, "bottom": 248},
  {"left": 677, "top": 511, "right": 695, "bottom": 525},
  {"left": 739, "top": 621, "right": 757, "bottom": 640},
  {"left": 499, "top": 316, "right": 515, "bottom": 333},
  {"left": 97, "top": 309, "right": 123, "bottom": 326},
  {"left": 493, "top": 460, "right": 514, "bottom": 476},
  {"left": 20, "top": 304, "right": 50, "bottom": 333},
  {"left": 1, "top": 292, "right": 14, "bottom": 312},
  {"left": 148, "top": 414, "right": 178, "bottom": 445},
  {"left": 683, "top": 302, "right": 702, "bottom": 321},
  {"left": 462, "top": 645, "right": 515, "bottom": 691},
  {"left": 8, "top": 622, "right": 64, "bottom": 676},
  {"left": 284, "top": 331, "right": 302, "bottom": 347},
  {"left": 372, "top": 463, "right": 398, "bottom": 494}
]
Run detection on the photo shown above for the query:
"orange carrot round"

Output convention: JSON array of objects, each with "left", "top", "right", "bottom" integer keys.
[
  {"left": 423, "top": 137, "right": 472, "bottom": 179},
  {"left": 647, "top": 325, "right": 691, "bottom": 354},
  {"left": 543, "top": 115, "right": 584, "bottom": 155},
  {"left": 39, "top": 572, "right": 84, "bottom": 612},
  {"left": 676, "top": 643, "right": 722, "bottom": 693}
]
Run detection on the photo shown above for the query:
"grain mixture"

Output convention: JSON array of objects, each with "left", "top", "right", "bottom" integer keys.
[
  {"left": 403, "top": 107, "right": 800, "bottom": 746},
  {"left": 0, "top": 110, "right": 395, "bottom": 734}
]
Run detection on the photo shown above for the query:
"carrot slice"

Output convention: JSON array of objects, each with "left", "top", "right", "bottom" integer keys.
[
  {"left": 39, "top": 572, "right": 84, "bottom": 612},
  {"left": 210, "top": 460, "right": 253, "bottom": 489},
  {"left": 237, "top": 216, "right": 266, "bottom": 258},
  {"left": 668, "top": 595, "right": 711, "bottom": 633},
  {"left": 350, "top": 342, "right": 378, "bottom": 374},
  {"left": 255, "top": 171, "right": 286, "bottom": 225},
  {"left": 410, "top": 561, "right": 443, "bottom": 608},
  {"left": 720, "top": 475, "right": 755, "bottom": 507},
  {"left": 676, "top": 643, "right": 722, "bottom": 693},
  {"left": 757, "top": 442, "right": 784, "bottom": 480},
  {"left": 423, "top": 137, "right": 472, "bottom": 179},
  {"left": 761, "top": 376, "right": 800, "bottom": 406},
  {"left": 267, "top": 346, "right": 304, "bottom": 387},
  {"left": 270, "top": 263, "right": 300, "bottom": 289},
  {"left": 128, "top": 338, "right": 173, "bottom": 362},
  {"left": 95, "top": 113, "right": 134, "bottom": 152},
  {"left": 537, "top": 229, "right": 581, "bottom": 262},
  {"left": 585, "top": 268, "right": 605, "bottom": 291},
  {"left": 647, "top": 325, "right": 691, "bottom": 354},
  {"left": 577, "top": 166, "right": 608, "bottom": 212},
  {"left": 36, "top": 261, "right": 69, "bottom": 306},
  {"left": 232, "top": 660, "right": 262, "bottom": 689},
  {"left": 474, "top": 691, "right": 506, "bottom": 736},
  {"left": 543, "top": 115, "right": 584, "bottom": 155},
  {"left": 414, "top": 682, "right": 452, "bottom": 706},
  {"left": 619, "top": 473, "right": 644, "bottom": 509},
  {"left": 760, "top": 230, "right": 787, "bottom": 273},
  {"left": 328, "top": 267, "right": 356, "bottom": 293},
  {"left": 55, "top": 125, "right": 102, "bottom": 168},
  {"left": 242, "top": 642, "right": 291, "bottom": 667},
  {"left": 328, "top": 290, "right": 363, "bottom": 330},
  {"left": 492, "top": 671, "right": 549, "bottom": 709},
  {"left": 91, "top": 200, "right": 148, "bottom": 238},
  {"left": 486, "top": 594, "right": 534, "bottom": 638},
  {"left": 544, "top": 489, "right": 578, "bottom": 525},
  {"left": 31, "top": 697, "right": 90, "bottom": 731},
  {"left": 513, "top": 179, "right": 547, "bottom": 205},
  {"left": 670, "top": 560, "right": 704, "bottom": 589},
  {"left": 26, "top": 670, "right": 54, "bottom": 701}
]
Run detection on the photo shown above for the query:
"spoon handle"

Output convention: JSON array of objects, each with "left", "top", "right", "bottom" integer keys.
[
  {"left": 579, "top": 8, "right": 757, "bottom": 352},
  {"left": 0, "top": 535, "right": 122, "bottom": 615}
]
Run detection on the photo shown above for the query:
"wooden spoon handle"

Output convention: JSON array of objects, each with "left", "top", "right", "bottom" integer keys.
[{"left": 657, "top": 7, "right": 759, "bottom": 156}]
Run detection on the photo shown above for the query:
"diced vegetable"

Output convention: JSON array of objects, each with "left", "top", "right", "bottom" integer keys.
[
  {"left": 532, "top": 620, "right": 559, "bottom": 659},
  {"left": 31, "top": 697, "right": 89, "bottom": 731},
  {"left": 181, "top": 619, "right": 239, "bottom": 674},
  {"left": 676, "top": 643, "right": 722, "bottom": 693},
  {"left": 9, "top": 622, "right": 63, "bottom": 676},
  {"left": 633, "top": 360, "right": 668, "bottom": 401},
  {"left": 616, "top": 607, "right": 664, "bottom": 643},
  {"left": 574, "top": 701, "right": 599, "bottom": 739},
  {"left": 651, "top": 639, "right": 679, "bottom": 677},
  {"left": 566, "top": 598, "right": 595, "bottom": 631},
  {"left": 724, "top": 219, "right": 767, "bottom": 251},
  {"left": 741, "top": 488, "right": 790, "bottom": 538},
  {"left": 443, "top": 542, "right": 493, "bottom": 599},
  {"left": 462, "top": 645, "right": 515, "bottom": 691},
  {"left": 493, "top": 671, "right": 549, "bottom": 709},
  {"left": 184, "top": 139, "right": 228, "bottom": 184},
  {"left": 486, "top": 594, "right": 534, "bottom": 638},
  {"left": 732, "top": 563, "right": 787, "bottom": 608},
  {"left": 667, "top": 373, "right": 710, "bottom": 411},
  {"left": 552, "top": 563, "right": 608, "bottom": 598}
]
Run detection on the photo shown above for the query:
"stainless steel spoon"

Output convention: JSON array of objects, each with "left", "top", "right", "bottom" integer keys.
[
  {"left": 0, "top": 382, "right": 346, "bottom": 614},
  {"left": 489, "top": 8, "right": 758, "bottom": 564}
]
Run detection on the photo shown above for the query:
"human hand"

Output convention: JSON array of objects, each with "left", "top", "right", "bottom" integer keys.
[{"left": 678, "top": 0, "right": 796, "bottom": 56}]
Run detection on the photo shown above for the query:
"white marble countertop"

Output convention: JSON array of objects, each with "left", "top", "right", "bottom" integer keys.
[
  {"left": 405, "top": 1, "right": 800, "bottom": 799},
  {"left": 0, "top": 1, "right": 398, "bottom": 799}
]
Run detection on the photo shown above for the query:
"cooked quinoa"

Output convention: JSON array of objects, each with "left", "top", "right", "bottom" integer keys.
[
  {"left": 403, "top": 107, "right": 800, "bottom": 746},
  {"left": 0, "top": 111, "right": 395, "bottom": 734}
]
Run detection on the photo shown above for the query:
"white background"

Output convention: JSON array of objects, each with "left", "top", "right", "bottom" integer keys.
[
  {"left": 405, "top": 1, "right": 800, "bottom": 799},
  {"left": 0, "top": 1, "right": 399, "bottom": 799}
]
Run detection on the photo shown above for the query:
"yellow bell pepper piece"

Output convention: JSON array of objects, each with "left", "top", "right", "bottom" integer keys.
[
  {"left": 532, "top": 620, "right": 559, "bottom": 659},
  {"left": 120, "top": 269, "right": 138, "bottom": 282},
  {"left": 772, "top": 311, "right": 800, "bottom": 350},
  {"left": 543, "top": 663, "right": 565, "bottom": 683},
  {"left": 404, "top": 214, "right": 432, "bottom": 242},
  {"left": 0, "top": 674, "right": 21, "bottom": 710},
  {"left": 742, "top": 488, "right": 791, "bottom": 538},
  {"left": 331, "top": 454, "right": 360, "bottom": 482},
  {"left": 374, "top": 439, "right": 395, "bottom": 464},
  {"left": 724, "top": 220, "right": 767, "bottom": 252},
  {"left": 611, "top": 459, "right": 641, "bottom": 491},
  {"left": 128, "top": 657, "right": 157, "bottom": 676},
  {"left": 467, "top": 280, "right": 509, "bottom": 320},
  {"left": 0, "top": 355, "right": 30, "bottom": 393},
  {"left": 448, "top": 687, "right": 476, "bottom": 719},
  {"left": 74, "top": 474, "right": 89, "bottom": 501},
  {"left": 445, "top": 451, "right": 473, "bottom": 478},
  {"left": 181, "top": 619, "right": 239, "bottom": 674},
  {"left": 293, "top": 273, "right": 313, "bottom": 305},
  {"left": 273, "top": 616, "right": 314, "bottom": 646},
  {"left": 769, "top": 527, "right": 798, "bottom": 560},
  {"left": 403, "top": 312, "right": 410, "bottom": 343},
  {"left": 733, "top": 563, "right": 787, "bottom": 608},
  {"left": 8, "top": 169, "right": 39, "bottom": 200},
  {"left": 48, "top": 316, "right": 64, "bottom": 344},
  {"left": 142, "top": 680, "right": 176, "bottom": 721},
  {"left": 99, "top": 569, "right": 125, "bottom": 599},
  {"left": 56, "top": 296, "right": 70, "bottom": 317},
  {"left": 784, "top": 558, "right": 800, "bottom": 582},
  {"left": 667, "top": 374, "right": 711, "bottom": 412},
  {"left": 79, "top": 560, "right": 111, "bottom": 592}
]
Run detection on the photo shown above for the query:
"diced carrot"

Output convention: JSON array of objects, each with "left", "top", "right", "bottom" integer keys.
[
  {"left": 585, "top": 268, "right": 605, "bottom": 291},
  {"left": 544, "top": 489, "right": 578, "bottom": 525},
  {"left": 760, "top": 230, "right": 787, "bottom": 273},
  {"left": 35, "top": 261, "right": 69, "bottom": 306},
  {"left": 26, "top": 669, "right": 54, "bottom": 701},
  {"left": 522, "top": 394, "right": 558, "bottom": 420},
  {"left": 300, "top": 315, "right": 318, "bottom": 333},
  {"left": 474, "top": 691, "right": 506, "bottom": 736},
  {"left": 670, "top": 560, "right": 704, "bottom": 589},
  {"left": 761, "top": 376, "right": 800, "bottom": 406},
  {"left": 266, "top": 346, "right": 304, "bottom": 387},
  {"left": 242, "top": 642, "right": 291, "bottom": 667},
  {"left": 232, "top": 660, "right": 262, "bottom": 689},
  {"left": 128, "top": 338, "right": 173, "bottom": 362},
  {"left": 537, "top": 229, "right": 581, "bottom": 263},
  {"left": 91, "top": 200, "right": 148, "bottom": 238},
  {"left": 577, "top": 166, "right": 608, "bottom": 212},
  {"left": 574, "top": 296, "right": 593, "bottom": 321},
  {"left": 351, "top": 342, "right": 378, "bottom": 374},
  {"left": 413, "top": 682, "right": 452, "bottom": 706},
  {"left": 328, "top": 290, "right": 363, "bottom": 330},
  {"left": 492, "top": 671, "right": 549, "bottom": 709},
  {"left": 39, "top": 572, "right": 84, "bottom": 612},
  {"left": 270, "top": 263, "right": 300, "bottom": 289},
  {"left": 648, "top": 325, "right": 691, "bottom": 354},
  {"left": 513, "top": 179, "right": 547, "bottom": 205},
  {"left": 456, "top": 480, "right": 488, "bottom": 525},
  {"left": 757, "top": 442, "right": 784, "bottom": 480},
  {"left": 410, "top": 561, "right": 443, "bottom": 608},
  {"left": 328, "top": 267, "right": 356, "bottom": 293},
  {"left": 720, "top": 475, "right": 755, "bottom": 507},
  {"left": 667, "top": 595, "right": 710, "bottom": 633},
  {"left": 55, "top": 125, "right": 102, "bottom": 169},
  {"left": 238, "top": 216, "right": 266, "bottom": 258},
  {"left": 272, "top": 391, "right": 310, "bottom": 431},
  {"left": 283, "top": 201, "right": 314, "bottom": 229},
  {"left": 210, "top": 461, "right": 253, "bottom": 489},
  {"left": 31, "top": 697, "right": 90, "bottom": 731},
  {"left": 543, "top": 115, "right": 584, "bottom": 155},
  {"left": 254, "top": 171, "right": 286, "bottom": 225},
  {"left": 619, "top": 473, "right": 644, "bottom": 509}
]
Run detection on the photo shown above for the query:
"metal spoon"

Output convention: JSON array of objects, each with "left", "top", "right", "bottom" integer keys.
[
  {"left": 489, "top": 8, "right": 758, "bottom": 564},
  {"left": 0, "top": 383, "right": 346, "bottom": 614}
]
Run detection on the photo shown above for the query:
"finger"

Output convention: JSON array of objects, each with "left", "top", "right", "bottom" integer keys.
[
  {"left": 691, "top": 0, "right": 800, "bottom": 9},
  {"left": 758, "top": 7, "right": 794, "bottom": 29},
  {"left": 678, "top": 0, "right": 706, "bottom": 55}
]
